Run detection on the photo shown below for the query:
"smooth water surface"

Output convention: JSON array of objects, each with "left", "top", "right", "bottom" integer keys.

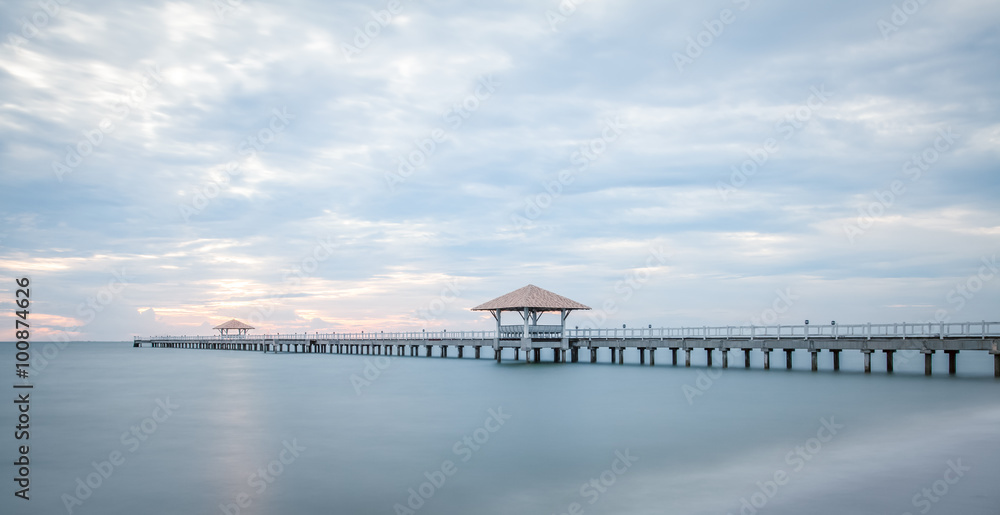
[{"left": 2, "top": 342, "right": 999, "bottom": 515}]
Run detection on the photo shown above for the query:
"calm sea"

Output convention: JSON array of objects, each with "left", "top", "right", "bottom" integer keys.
[{"left": 2, "top": 342, "right": 999, "bottom": 515}]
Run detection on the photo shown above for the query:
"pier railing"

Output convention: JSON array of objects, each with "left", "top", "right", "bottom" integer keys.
[
  {"left": 498, "top": 324, "right": 564, "bottom": 338},
  {"left": 568, "top": 321, "right": 1000, "bottom": 340},
  {"left": 137, "top": 321, "right": 1000, "bottom": 342}
]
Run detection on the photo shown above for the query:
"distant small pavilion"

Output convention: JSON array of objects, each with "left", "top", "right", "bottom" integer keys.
[
  {"left": 472, "top": 284, "right": 590, "bottom": 343},
  {"left": 214, "top": 319, "right": 254, "bottom": 338}
]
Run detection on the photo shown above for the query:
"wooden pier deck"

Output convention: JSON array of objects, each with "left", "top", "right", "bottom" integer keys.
[{"left": 135, "top": 321, "right": 1000, "bottom": 376}]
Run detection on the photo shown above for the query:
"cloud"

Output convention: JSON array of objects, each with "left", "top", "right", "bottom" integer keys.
[{"left": 1, "top": 0, "right": 998, "bottom": 339}]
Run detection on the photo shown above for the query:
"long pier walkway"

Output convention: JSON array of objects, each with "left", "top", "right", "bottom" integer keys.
[{"left": 135, "top": 321, "right": 1000, "bottom": 376}]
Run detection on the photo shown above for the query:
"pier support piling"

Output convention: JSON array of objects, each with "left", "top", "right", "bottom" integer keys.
[
  {"left": 743, "top": 349, "right": 751, "bottom": 368},
  {"left": 639, "top": 348, "right": 646, "bottom": 365},
  {"left": 810, "top": 350, "right": 818, "bottom": 372},
  {"left": 650, "top": 348, "right": 655, "bottom": 366},
  {"left": 863, "top": 349, "right": 873, "bottom": 373},
  {"left": 785, "top": 349, "right": 793, "bottom": 370},
  {"left": 671, "top": 348, "right": 678, "bottom": 366},
  {"left": 946, "top": 350, "right": 958, "bottom": 375},
  {"left": 763, "top": 349, "right": 771, "bottom": 370},
  {"left": 591, "top": 348, "right": 597, "bottom": 363},
  {"left": 685, "top": 348, "right": 691, "bottom": 367},
  {"left": 722, "top": 349, "right": 728, "bottom": 368},
  {"left": 832, "top": 349, "right": 840, "bottom": 371},
  {"left": 885, "top": 350, "right": 894, "bottom": 373},
  {"left": 706, "top": 349, "right": 713, "bottom": 367},
  {"left": 924, "top": 350, "right": 934, "bottom": 376}
]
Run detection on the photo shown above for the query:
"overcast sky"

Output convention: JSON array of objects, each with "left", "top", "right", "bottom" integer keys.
[{"left": 1, "top": 0, "right": 998, "bottom": 340}]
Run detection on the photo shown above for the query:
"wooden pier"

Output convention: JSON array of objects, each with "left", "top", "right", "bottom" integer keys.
[
  {"left": 134, "top": 321, "right": 1000, "bottom": 377},
  {"left": 134, "top": 286, "right": 1000, "bottom": 376}
]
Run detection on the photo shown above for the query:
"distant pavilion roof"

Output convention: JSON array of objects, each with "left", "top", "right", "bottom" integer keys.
[
  {"left": 471, "top": 284, "right": 591, "bottom": 312},
  {"left": 213, "top": 319, "right": 255, "bottom": 330}
]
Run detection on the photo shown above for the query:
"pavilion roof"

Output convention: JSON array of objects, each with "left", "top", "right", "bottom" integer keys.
[
  {"left": 213, "top": 319, "right": 255, "bottom": 330},
  {"left": 471, "top": 284, "right": 590, "bottom": 312}
]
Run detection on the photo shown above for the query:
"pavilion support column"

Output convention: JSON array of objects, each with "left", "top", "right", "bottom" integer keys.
[
  {"left": 946, "top": 350, "right": 958, "bottom": 375},
  {"left": 863, "top": 349, "right": 873, "bottom": 373},
  {"left": 515, "top": 348, "right": 520, "bottom": 361},
  {"left": 810, "top": 350, "right": 819, "bottom": 372},
  {"left": 685, "top": 348, "right": 691, "bottom": 367},
  {"left": 458, "top": 346, "right": 464, "bottom": 359},
  {"left": 924, "top": 350, "right": 934, "bottom": 376},
  {"left": 572, "top": 348, "right": 579, "bottom": 363},
  {"left": 885, "top": 350, "right": 895, "bottom": 373},
  {"left": 475, "top": 346, "right": 481, "bottom": 359},
  {"left": 590, "top": 348, "right": 597, "bottom": 363},
  {"left": 763, "top": 349, "right": 771, "bottom": 370},
  {"left": 426, "top": 345, "right": 431, "bottom": 357},
  {"left": 832, "top": 350, "right": 841, "bottom": 371},
  {"left": 994, "top": 353, "right": 1000, "bottom": 377},
  {"left": 441, "top": 345, "right": 448, "bottom": 358},
  {"left": 496, "top": 348, "right": 502, "bottom": 363},
  {"left": 784, "top": 349, "right": 793, "bottom": 369}
]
